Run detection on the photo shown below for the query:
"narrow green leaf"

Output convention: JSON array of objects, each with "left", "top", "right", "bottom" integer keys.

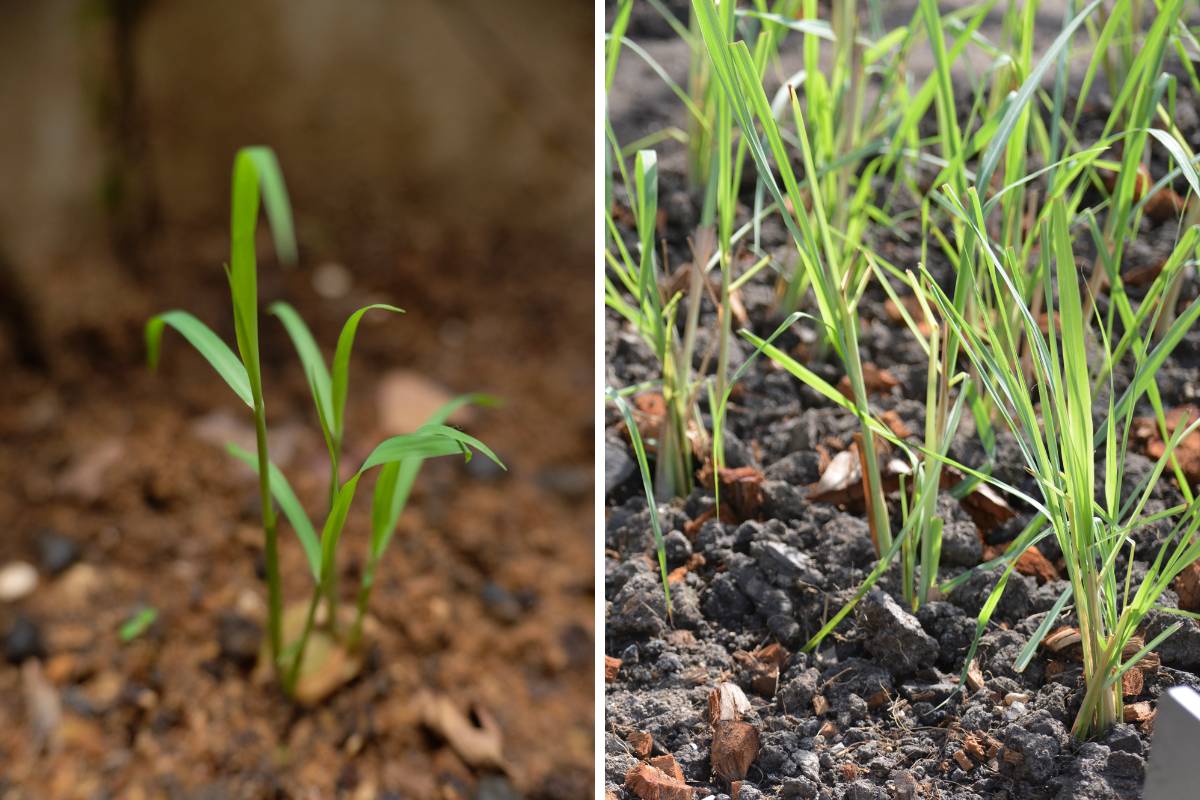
[
  {"left": 330, "top": 304, "right": 404, "bottom": 439},
  {"left": 118, "top": 606, "right": 158, "bottom": 642},
  {"left": 268, "top": 300, "right": 333, "bottom": 429},
  {"left": 145, "top": 311, "right": 252, "bottom": 407},
  {"left": 227, "top": 444, "right": 321, "bottom": 580}
]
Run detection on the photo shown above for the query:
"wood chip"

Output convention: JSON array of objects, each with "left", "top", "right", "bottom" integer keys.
[
  {"left": 708, "top": 682, "right": 752, "bottom": 724},
  {"left": 649, "top": 754, "right": 686, "bottom": 783},
  {"left": 628, "top": 730, "right": 654, "bottom": 758},
  {"left": 966, "top": 659, "right": 985, "bottom": 691},
  {"left": 1173, "top": 561, "right": 1200, "bottom": 612},
  {"left": 711, "top": 720, "right": 760, "bottom": 782},
  {"left": 605, "top": 655, "right": 622, "bottom": 683},
  {"left": 1014, "top": 546, "right": 1058, "bottom": 584},
  {"left": 1001, "top": 747, "right": 1025, "bottom": 766},
  {"left": 1122, "top": 667, "right": 1144, "bottom": 698},
  {"left": 953, "top": 749, "right": 974, "bottom": 771},
  {"left": 625, "top": 762, "right": 694, "bottom": 800},
  {"left": 1124, "top": 701, "right": 1154, "bottom": 725},
  {"left": 963, "top": 735, "right": 985, "bottom": 761},
  {"left": 812, "top": 694, "right": 830, "bottom": 715}
]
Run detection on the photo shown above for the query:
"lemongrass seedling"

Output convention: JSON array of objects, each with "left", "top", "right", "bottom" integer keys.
[
  {"left": 691, "top": 0, "right": 892, "bottom": 553},
  {"left": 605, "top": 149, "right": 696, "bottom": 499},
  {"left": 927, "top": 188, "right": 1200, "bottom": 739},
  {"left": 147, "top": 147, "right": 503, "bottom": 699},
  {"left": 607, "top": 386, "right": 672, "bottom": 618},
  {"left": 147, "top": 146, "right": 296, "bottom": 669}
]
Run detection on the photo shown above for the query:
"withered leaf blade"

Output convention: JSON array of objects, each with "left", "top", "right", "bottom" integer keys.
[{"left": 415, "top": 691, "right": 507, "bottom": 773}]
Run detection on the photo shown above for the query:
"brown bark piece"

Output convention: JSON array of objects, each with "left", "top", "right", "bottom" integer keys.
[
  {"left": 966, "top": 659, "right": 985, "bottom": 691},
  {"left": 625, "top": 762, "right": 694, "bottom": 800},
  {"left": 1173, "top": 561, "right": 1200, "bottom": 612},
  {"left": 708, "top": 682, "right": 752, "bottom": 724},
  {"left": 1124, "top": 701, "right": 1154, "bottom": 725},
  {"left": 650, "top": 754, "right": 686, "bottom": 783},
  {"left": 711, "top": 720, "right": 760, "bottom": 782},
  {"left": 1014, "top": 547, "right": 1058, "bottom": 584},
  {"left": 605, "top": 655, "right": 622, "bottom": 683},
  {"left": 628, "top": 730, "right": 654, "bottom": 758},
  {"left": 1122, "top": 667, "right": 1144, "bottom": 698}
]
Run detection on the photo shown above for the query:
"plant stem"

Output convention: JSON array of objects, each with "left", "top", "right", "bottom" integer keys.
[
  {"left": 285, "top": 584, "right": 322, "bottom": 695},
  {"left": 253, "top": 403, "right": 283, "bottom": 672},
  {"left": 347, "top": 562, "right": 375, "bottom": 652}
]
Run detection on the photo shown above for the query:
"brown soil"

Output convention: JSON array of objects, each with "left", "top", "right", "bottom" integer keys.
[{"left": 0, "top": 226, "right": 594, "bottom": 798}]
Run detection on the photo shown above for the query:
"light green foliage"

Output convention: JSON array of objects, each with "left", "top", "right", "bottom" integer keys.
[
  {"left": 606, "top": 0, "right": 1200, "bottom": 741},
  {"left": 146, "top": 147, "right": 503, "bottom": 698}
]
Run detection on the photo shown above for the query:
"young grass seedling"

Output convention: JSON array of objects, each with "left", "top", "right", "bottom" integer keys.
[
  {"left": 147, "top": 147, "right": 503, "bottom": 699},
  {"left": 928, "top": 189, "right": 1200, "bottom": 739}
]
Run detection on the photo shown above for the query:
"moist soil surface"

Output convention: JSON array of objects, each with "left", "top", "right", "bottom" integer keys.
[
  {"left": 605, "top": 8, "right": 1200, "bottom": 800},
  {"left": 0, "top": 225, "right": 594, "bottom": 798}
]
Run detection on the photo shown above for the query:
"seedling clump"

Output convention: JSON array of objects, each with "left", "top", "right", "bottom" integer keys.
[
  {"left": 147, "top": 147, "right": 503, "bottom": 701},
  {"left": 605, "top": 4, "right": 1200, "bottom": 789}
]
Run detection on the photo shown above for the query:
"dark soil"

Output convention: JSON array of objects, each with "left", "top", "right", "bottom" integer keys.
[
  {"left": 605, "top": 10, "right": 1200, "bottom": 800},
  {"left": 0, "top": 221, "right": 594, "bottom": 797}
]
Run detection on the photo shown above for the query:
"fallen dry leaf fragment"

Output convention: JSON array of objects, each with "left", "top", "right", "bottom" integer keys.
[
  {"left": 22, "top": 660, "right": 61, "bottom": 755},
  {"left": 712, "top": 720, "right": 760, "bottom": 782},
  {"left": 884, "top": 295, "right": 933, "bottom": 337},
  {"left": 1135, "top": 406, "right": 1200, "bottom": 484},
  {"left": 415, "top": 691, "right": 507, "bottom": 772},
  {"left": 808, "top": 448, "right": 861, "bottom": 504},
  {"left": 838, "top": 362, "right": 899, "bottom": 400},
  {"left": 812, "top": 695, "right": 830, "bottom": 715},
  {"left": 625, "top": 762, "right": 694, "bottom": 800},
  {"left": 628, "top": 730, "right": 654, "bottom": 758},
  {"left": 708, "top": 682, "right": 752, "bottom": 724},
  {"left": 605, "top": 655, "right": 622, "bottom": 683},
  {"left": 881, "top": 410, "right": 914, "bottom": 439}
]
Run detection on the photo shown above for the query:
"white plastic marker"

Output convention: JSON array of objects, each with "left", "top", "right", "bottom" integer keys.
[{"left": 1144, "top": 686, "right": 1200, "bottom": 800}]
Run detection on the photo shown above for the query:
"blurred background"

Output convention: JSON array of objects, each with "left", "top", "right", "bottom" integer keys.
[{"left": 0, "top": 1, "right": 593, "bottom": 797}]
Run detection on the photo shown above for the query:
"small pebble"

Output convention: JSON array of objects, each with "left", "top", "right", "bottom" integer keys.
[
  {"left": 37, "top": 531, "right": 80, "bottom": 576},
  {"left": 0, "top": 561, "right": 38, "bottom": 602},
  {"left": 4, "top": 614, "right": 45, "bottom": 664},
  {"left": 481, "top": 582, "right": 521, "bottom": 625},
  {"left": 217, "top": 613, "right": 262, "bottom": 670}
]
